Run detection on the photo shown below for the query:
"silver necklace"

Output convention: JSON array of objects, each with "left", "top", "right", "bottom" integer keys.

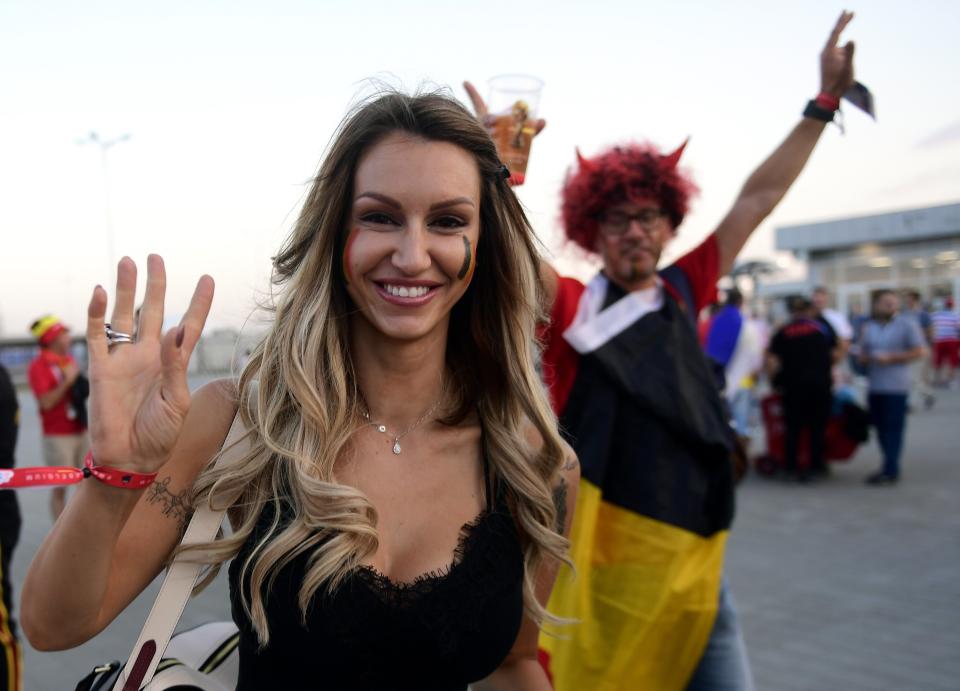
[{"left": 360, "top": 397, "right": 444, "bottom": 455}]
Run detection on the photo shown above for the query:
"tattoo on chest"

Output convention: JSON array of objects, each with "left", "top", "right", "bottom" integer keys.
[
  {"left": 146, "top": 476, "right": 192, "bottom": 534},
  {"left": 552, "top": 477, "right": 568, "bottom": 534}
]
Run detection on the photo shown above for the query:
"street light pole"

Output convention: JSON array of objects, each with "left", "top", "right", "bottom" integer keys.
[{"left": 79, "top": 131, "right": 131, "bottom": 273}]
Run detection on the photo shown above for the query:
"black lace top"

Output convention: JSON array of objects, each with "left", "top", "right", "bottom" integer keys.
[{"left": 228, "top": 465, "right": 524, "bottom": 691}]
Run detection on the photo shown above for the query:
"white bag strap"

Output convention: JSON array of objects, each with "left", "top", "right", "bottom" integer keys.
[{"left": 113, "top": 411, "right": 251, "bottom": 691}]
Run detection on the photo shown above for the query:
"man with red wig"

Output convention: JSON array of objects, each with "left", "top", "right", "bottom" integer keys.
[
  {"left": 477, "top": 11, "right": 858, "bottom": 691},
  {"left": 27, "top": 315, "right": 88, "bottom": 520}
]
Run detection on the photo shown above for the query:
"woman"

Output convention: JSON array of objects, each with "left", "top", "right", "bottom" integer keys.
[{"left": 21, "top": 91, "right": 579, "bottom": 690}]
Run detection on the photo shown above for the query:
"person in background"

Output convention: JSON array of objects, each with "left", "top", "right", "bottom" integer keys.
[
  {"left": 707, "top": 290, "right": 764, "bottom": 441},
  {"left": 706, "top": 290, "right": 745, "bottom": 380},
  {"left": 860, "top": 290, "right": 926, "bottom": 485},
  {"left": 846, "top": 301, "right": 871, "bottom": 378},
  {"left": 27, "top": 316, "right": 88, "bottom": 520},
  {"left": 767, "top": 296, "right": 838, "bottom": 481},
  {"left": 699, "top": 302, "right": 723, "bottom": 348},
  {"left": 901, "top": 290, "right": 935, "bottom": 410},
  {"left": 812, "top": 285, "right": 853, "bottom": 389},
  {"left": 813, "top": 286, "right": 853, "bottom": 347},
  {"left": 0, "top": 364, "right": 22, "bottom": 690},
  {"left": 470, "top": 12, "right": 858, "bottom": 689},
  {"left": 930, "top": 297, "right": 960, "bottom": 388}
]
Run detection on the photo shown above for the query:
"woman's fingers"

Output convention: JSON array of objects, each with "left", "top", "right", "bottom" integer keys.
[
  {"left": 159, "top": 275, "right": 215, "bottom": 407},
  {"left": 109, "top": 257, "right": 138, "bottom": 336},
  {"left": 86, "top": 285, "right": 109, "bottom": 361},
  {"left": 138, "top": 254, "right": 167, "bottom": 342},
  {"left": 159, "top": 324, "right": 190, "bottom": 411},
  {"left": 179, "top": 275, "right": 215, "bottom": 357}
]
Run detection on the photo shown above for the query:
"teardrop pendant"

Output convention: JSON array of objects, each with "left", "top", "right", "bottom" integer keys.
[{"left": 392, "top": 441, "right": 402, "bottom": 455}]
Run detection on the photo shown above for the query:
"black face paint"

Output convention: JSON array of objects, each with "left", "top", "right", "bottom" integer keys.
[{"left": 457, "top": 235, "right": 473, "bottom": 280}]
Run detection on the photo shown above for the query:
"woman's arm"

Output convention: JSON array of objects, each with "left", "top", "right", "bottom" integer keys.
[
  {"left": 474, "top": 444, "right": 580, "bottom": 691},
  {"left": 20, "top": 255, "right": 221, "bottom": 650}
]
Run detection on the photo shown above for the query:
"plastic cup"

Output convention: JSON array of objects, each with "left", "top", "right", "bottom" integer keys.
[{"left": 487, "top": 74, "right": 543, "bottom": 185}]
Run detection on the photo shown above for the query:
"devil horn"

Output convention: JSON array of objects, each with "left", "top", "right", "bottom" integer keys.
[
  {"left": 661, "top": 137, "right": 690, "bottom": 169},
  {"left": 575, "top": 147, "right": 595, "bottom": 172}
]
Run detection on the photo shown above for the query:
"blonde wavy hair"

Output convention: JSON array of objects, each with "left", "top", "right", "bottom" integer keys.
[{"left": 182, "top": 89, "right": 569, "bottom": 645}]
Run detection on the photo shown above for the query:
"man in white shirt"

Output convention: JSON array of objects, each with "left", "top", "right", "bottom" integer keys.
[{"left": 813, "top": 286, "right": 853, "bottom": 388}]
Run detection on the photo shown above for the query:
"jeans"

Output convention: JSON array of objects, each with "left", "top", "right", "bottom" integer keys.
[
  {"left": 686, "top": 580, "right": 754, "bottom": 691},
  {"left": 729, "top": 389, "right": 752, "bottom": 437},
  {"left": 868, "top": 392, "right": 908, "bottom": 477}
]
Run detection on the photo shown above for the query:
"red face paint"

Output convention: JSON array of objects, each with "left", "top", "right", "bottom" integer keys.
[{"left": 342, "top": 227, "right": 359, "bottom": 284}]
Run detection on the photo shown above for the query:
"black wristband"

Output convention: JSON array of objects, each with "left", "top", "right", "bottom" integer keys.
[{"left": 803, "top": 100, "right": 835, "bottom": 123}]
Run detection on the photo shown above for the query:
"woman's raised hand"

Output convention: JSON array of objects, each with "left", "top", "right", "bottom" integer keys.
[{"left": 86, "top": 255, "right": 214, "bottom": 473}]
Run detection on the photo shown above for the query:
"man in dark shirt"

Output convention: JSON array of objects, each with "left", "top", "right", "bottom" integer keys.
[
  {"left": 768, "top": 296, "right": 838, "bottom": 480},
  {"left": 0, "top": 364, "right": 23, "bottom": 689}
]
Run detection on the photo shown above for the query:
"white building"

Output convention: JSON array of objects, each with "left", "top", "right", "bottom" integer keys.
[{"left": 775, "top": 202, "right": 960, "bottom": 316}]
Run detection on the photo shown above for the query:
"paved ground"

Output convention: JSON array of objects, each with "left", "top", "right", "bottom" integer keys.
[
  {"left": 6, "top": 382, "right": 960, "bottom": 689},
  {"left": 726, "top": 386, "right": 960, "bottom": 691}
]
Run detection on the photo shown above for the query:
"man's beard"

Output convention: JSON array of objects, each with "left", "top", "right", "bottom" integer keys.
[{"left": 617, "top": 253, "right": 656, "bottom": 284}]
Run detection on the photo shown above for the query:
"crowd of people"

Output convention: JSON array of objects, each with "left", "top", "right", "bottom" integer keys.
[
  {"left": 702, "top": 285, "right": 950, "bottom": 487},
  {"left": 0, "top": 9, "right": 949, "bottom": 691}
]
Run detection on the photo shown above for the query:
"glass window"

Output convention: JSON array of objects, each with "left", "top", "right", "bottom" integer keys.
[
  {"left": 845, "top": 261, "right": 891, "bottom": 283},
  {"left": 897, "top": 257, "right": 924, "bottom": 282},
  {"left": 930, "top": 258, "right": 959, "bottom": 279},
  {"left": 817, "top": 262, "right": 838, "bottom": 286}
]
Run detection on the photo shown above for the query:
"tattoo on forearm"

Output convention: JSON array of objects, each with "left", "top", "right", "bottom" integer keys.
[
  {"left": 146, "top": 476, "right": 192, "bottom": 534},
  {"left": 552, "top": 478, "right": 568, "bottom": 534}
]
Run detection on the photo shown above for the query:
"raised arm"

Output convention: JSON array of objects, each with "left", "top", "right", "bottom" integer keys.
[
  {"left": 714, "top": 11, "right": 856, "bottom": 276},
  {"left": 20, "top": 255, "right": 222, "bottom": 650},
  {"left": 463, "top": 81, "right": 560, "bottom": 315}
]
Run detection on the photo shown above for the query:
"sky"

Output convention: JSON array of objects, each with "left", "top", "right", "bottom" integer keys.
[{"left": 2, "top": 0, "right": 959, "bottom": 337}]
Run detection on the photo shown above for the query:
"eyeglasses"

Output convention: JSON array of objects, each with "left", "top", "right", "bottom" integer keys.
[{"left": 598, "top": 209, "right": 665, "bottom": 236}]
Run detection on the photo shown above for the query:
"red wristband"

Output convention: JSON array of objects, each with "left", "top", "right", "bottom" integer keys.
[
  {"left": 83, "top": 450, "right": 158, "bottom": 489},
  {"left": 815, "top": 92, "right": 840, "bottom": 112}
]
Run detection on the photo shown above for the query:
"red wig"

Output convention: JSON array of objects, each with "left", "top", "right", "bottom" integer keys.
[{"left": 560, "top": 140, "right": 699, "bottom": 253}]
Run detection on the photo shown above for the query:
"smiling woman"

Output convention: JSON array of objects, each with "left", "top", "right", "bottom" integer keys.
[
  {"left": 343, "top": 133, "right": 482, "bottom": 342},
  {"left": 20, "top": 89, "right": 578, "bottom": 691}
]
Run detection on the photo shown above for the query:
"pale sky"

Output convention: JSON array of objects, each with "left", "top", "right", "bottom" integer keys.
[{"left": 2, "top": 0, "right": 958, "bottom": 337}]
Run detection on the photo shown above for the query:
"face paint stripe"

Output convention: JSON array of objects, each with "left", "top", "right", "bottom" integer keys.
[
  {"left": 457, "top": 235, "right": 473, "bottom": 280},
  {"left": 343, "top": 228, "right": 358, "bottom": 284}
]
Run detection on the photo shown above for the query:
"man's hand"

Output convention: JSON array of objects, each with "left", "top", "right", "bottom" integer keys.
[
  {"left": 462, "top": 81, "right": 547, "bottom": 135},
  {"left": 821, "top": 11, "right": 856, "bottom": 98}
]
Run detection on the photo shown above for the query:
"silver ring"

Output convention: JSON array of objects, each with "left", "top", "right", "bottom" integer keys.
[{"left": 104, "top": 323, "right": 134, "bottom": 346}]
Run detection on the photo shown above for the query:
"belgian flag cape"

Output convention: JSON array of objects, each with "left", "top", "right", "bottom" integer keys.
[{"left": 540, "top": 269, "right": 735, "bottom": 691}]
